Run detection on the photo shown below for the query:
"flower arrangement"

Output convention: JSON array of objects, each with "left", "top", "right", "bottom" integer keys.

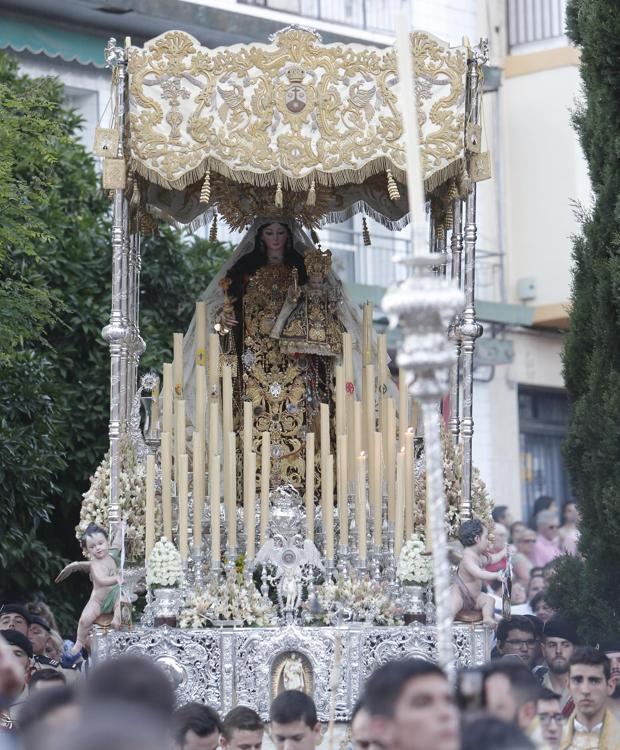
[
  {"left": 304, "top": 575, "right": 402, "bottom": 626},
  {"left": 397, "top": 535, "right": 433, "bottom": 584},
  {"left": 179, "top": 574, "right": 277, "bottom": 628},
  {"left": 146, "top": 537, "right": 183, "bottom": 588},
  {"left": 76, "top": 435, "right": 153, "bottom": 562}
]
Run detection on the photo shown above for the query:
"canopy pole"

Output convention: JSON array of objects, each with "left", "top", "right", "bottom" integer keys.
[{"left": 448, "top": 200, "right": 464, "bottom": 443}]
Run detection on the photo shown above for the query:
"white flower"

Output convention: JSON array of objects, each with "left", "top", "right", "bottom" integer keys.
[
  {"left": 397, "top": 534, "right": 433, "bottom": 584},
  {"left": 147, "top": 537, "right": 183, "bottom": 587},
  {"left": 180, "top": 574, "right": 276, "bottom": 627}
]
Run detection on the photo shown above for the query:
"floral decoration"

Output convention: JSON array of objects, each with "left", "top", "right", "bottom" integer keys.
[
  {"left": 303, "top": 574, "right": 402, "bottom": 626},
  {"left": 146, "top": 537, "right": 183, "bottom": 588},
  {"left": 397, "top": 534, "right": 433, "bottom": 584}
]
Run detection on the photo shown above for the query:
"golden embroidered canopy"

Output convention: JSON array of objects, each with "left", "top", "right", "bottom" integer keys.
[{"left": 127, "top": 27, "right": 469, "bottom": 230}]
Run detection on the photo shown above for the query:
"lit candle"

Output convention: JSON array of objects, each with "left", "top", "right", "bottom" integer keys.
[
  {"left": 208, "top": 332, "right": 220, "bottom": 397},
  {"left": 305, "top": 432, "right": 315, "bottom": 540},
  {"left": 335, "top": 364, "right": 345, "bottom": 437},
  {"left": 395, "top": 447, "right": 405, "bottom": 556},
  {"left": 405, "top": 428, "right": 415, "bottom": 538},
  {"left": 161, "top": 431, "right": 172, "bottom": 539},
  {"left": 178, "top": 453, "right": 189, "bottom": 560},
  {"left": 210, "top": 455, "right": 221, "bottom": 564},
  {"left": 173, "top": 332, "right": 184, "bottom": 398},
  {"left": 356, "top": 451, "right": 367, "bottom": 562},
  {"left": 399, "top": 368, "right": 409, "bottom": 448},
  {"left": 260, "top": 431, "right": 271, "bottom": 544},
  {"left": 225, "top": 431, "right": 237, "bottom": 550},
  {"left": 145, "top": 453, "right": 156, "bottom": 560},
  {"left": 385, "top": 397, "right": 396, "bottom": 521},
  {"left": 192, "top": 431, "right": 204, "bottom": 550},
  {"left": 324, "top": 454, "right": 334, "bottom": 560},
  {"left": 373, "top": 431, "right": 382, "bottom": 547},
  {"left": 246, "top": 451, "right": 256, "bottom": 558},
  {"left": 337, "top": 434, "right": 348, "bottom": 547},
  {"left": 195, "top": 301, "right": 207, "bottom": 366},
  {"left": 162, "top": 362, "right": 173, "bottom": 435},
  {"left": 195, "top": 364, "right": 206, "bottom": 435}
]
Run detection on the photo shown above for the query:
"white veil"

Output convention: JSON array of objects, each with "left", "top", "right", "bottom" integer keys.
[{"left": 181, "top": 217, "right": 370, "bottom": 429}]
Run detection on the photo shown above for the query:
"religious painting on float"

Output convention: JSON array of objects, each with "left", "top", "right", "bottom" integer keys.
[{"left": 271, "top": 650, "right": 314, "bottom": 698}]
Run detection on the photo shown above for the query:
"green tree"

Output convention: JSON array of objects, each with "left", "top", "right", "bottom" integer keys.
[
  {"left": 547, "top": 1, "right": 620, "bottom": 641},
  {"left": 0, "top": 51, "right": 230, "bottom": 625}
]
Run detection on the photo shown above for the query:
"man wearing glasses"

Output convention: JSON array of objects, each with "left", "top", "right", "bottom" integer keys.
[
  {"left": 531, "top": 511, "right": 562, "bottom": 568},
  {"left": 496, "top": 615, "right": 540, "bottom": 669},
  {"left": 538, "top": 687, "right": 564, "bottom": 749}
]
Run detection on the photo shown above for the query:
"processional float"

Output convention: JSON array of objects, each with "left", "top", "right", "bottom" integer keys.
[{"left": 88, "top": 22, "right": 492, "bottom": 716}]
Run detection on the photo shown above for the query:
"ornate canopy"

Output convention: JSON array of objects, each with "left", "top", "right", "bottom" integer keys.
[{"left": 126, "top": 27, "right": 469, "bottom": 229}]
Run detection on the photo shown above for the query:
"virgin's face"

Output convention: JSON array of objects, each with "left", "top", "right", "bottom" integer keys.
[{"left": 262, "top": 223, "right": 289, "bottom": 264}]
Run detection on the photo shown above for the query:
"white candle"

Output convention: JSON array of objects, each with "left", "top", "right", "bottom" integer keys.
[
  {"left": 145, "top": 453, "right": 156, "bottom": 560},
  {"left": 399, "top": 368, "right": 408, "bottom": 448},
  {"left": 405, "top": 428, "right": 415, "bottom": 538},
  {"left": 363, "top": 364, "right": 376, "bottom": 514},
  {"left": 178, "top": 453, "right": 189, "bottom": 560},
  {"left": 305, "top": 432, "right": 315, "bottom": 541},
  {"left": 208, "top": 332, "right": 220, "bottom": 397},
  {"left": 246, "top": 452, "right": 256, "bottom": 559},
  {"left": 175, "top": 399, "right": 186, "bottom": 480},
  {"left": 353, "top": 401, "right": 362, "bottom": 467},
  {"left": 337, "top": 434, "right": 348, "bottom": 547},
  {"left": 195, "top": 364, "right": 206, "bottom": 435},
  {"left": 320, "top": 403, "right": 330, "bottom": 520},
  {"left": 151, "top": 381, "right": 160, "bottom": 436},
  {"left": 173, "top": 332, "right": 184, "bottom": 397},
  {"left": 335, "top": 365, "right": 345, "bottom": 438},
  {"left": 362, "top": 302, "right": 373, "bottom": 365},
  {"left": 356, "top": 451, "right": 367, "bottom": 562},
  {"left": 385, "top": 397, "right": 396, "bottom": 521},
  {"left": 195, "top": 301, "right": 207, "bottom": 366},
  {"left": 260, "top": 432, "right": 271, "bottom": 544},
  {"left": 162, "top": 362, "right": 173, "bottom": 435},
  {"left": 324, "top": 454, "right": 334, "bottom": 560},
  {"left": 210, "top": 455, "right": 221, "bottom": 564},
  {"left": 395, "top": 447, "right": 405, "bottom": 556},
  {"left": 222, "top": 364, "right": 233, "bottom": 442},
  {"left": 243, "top": 400, "right": 253, "bottom": 529},
  {"left": 343, "top": 332, "right": 356, "bottom": 487},
  {"left": 373, "top": 431, "right": 382, "bottom": 547},
  {"left": 161, "top": 431, "right": 172, "bottom": 539},
  {"left": 192, "top": 431, "right": 204, "bottom": 550}
]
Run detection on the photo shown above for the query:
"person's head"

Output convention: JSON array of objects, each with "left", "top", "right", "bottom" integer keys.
[
  {"left": 1, "top": 628, "right": 33, "bottom": 672},
  {"left": 258, "top": 223, "right": 292, "bottom": 265},
  {"left": 29, "top": 668, "right": 66, "bottom": 692},
  {"left": 483, "top": 660, "right": 540, "bottom": 731},
  {"left": 541, "top": 618, "right": 578, "bottom": 675},
  {"left": 533, "top": 496, "right": 557, "bottom": 518},
  {"left": 45, "top": 629, "right": 63, "bottom": 662},
  {"left": 496, "top": 617, "right": 539, "bottom": 668},
  {"left": 221, "top": 706, "right": 263, "bottom": 750},
  {"left": 511, "top": 582, "right": 527, "bottom": 606},
  {"left": 536, "top": 511, "right": 559, "bottom": 542},
  {"left": 461, "top": 715, "right": 535, "bottom": 750},
  {"left": 510, "top": 522, "right": 527, "bottom": 545},
  {"left": 173, "top": 702, "right": 222, "bottom": 750},
  {"left": 26, "top": 601, "right": 59, "bottom": 633},
  {"left": 542, "top": 560, "right": 558, "bottom": 585},
  {"left": 458, "top": 518, "right": 488, "bottom": 552},
  {"left": 562, "top": 502, "right": 578, "bottom": 525},
  {"left": 350, "top": 699, "right": 373, "bottom": 750},
  {"left": 492, "top": 506, "right": 512, "bottom": 527},
  {"left": 526, "top": 575, "right": 545, "bottom": 600},
  {"left": 599, "top": 639, "right": 620, "bottom": 699},
  {"left": 568, "top": 647, "right": 613, "bottom": 725},
  {"left": 81, "top": 522, "right": 110, "bottom": 560},
  {"left": 18, "top": 684, "right": 78, "bottom": 736},
  {"left": 28, "top": 615, "right": 52, "bottom": 656},
  {"left": 364, "top": 659, "right": 459, "bottom": 750},
  {"left": 0, "top": 604, "right": 31, "bottom": 635},
  {"left": 491, "top": 524, "right": 509, "bottom": 551},
  {"left": 536, "top": 688, "right": 563, "bottom": 750},
  {"left": 529, "top": 592, "right": 554, "bottom": 623},
  {"left": 82, "top": 655, "right": 176, "bottom": 720},
  {"left": 515, "top": 529, "right": 537, "bottom": 556},
  {"left": 269, "top": 690, "right": 320, "bottom": 750}
]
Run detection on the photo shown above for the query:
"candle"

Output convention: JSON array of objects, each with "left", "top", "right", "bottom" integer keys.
[
  {"left": 362, "top": 302, "right": 373, "bottom": 365},
  {"left": 305, "top": 432, "right": 315, "bottom": 540},
  {"left": 243, "top": 400, "right": 253, "bottom": 529},
  {"left": 260, "top": 432, "right": 271, "bottom": 544},
  {"left": 399, "top": 368, "right": 409, "bottom": 448},
  {"left": 162, "top": 362, "right": 173, "bottom": 435},
  {"left": 395, "top": 448, "right": 405, "bottom": 556},
  {"left": 210, "top": 455, "right": 221, "bottom": 564},
  {"left": 195, "top": 364, "right": 206, "bottom": 435},
  {"left": 373, "top": 431, "right": 382, "bottom": 547},
  {"left": 178, "top": 453, "right": 189, "bottom": 560},
  {"left": 173, "top": 332, "right": 184, "bottom": 398},
  {"left": 145, "top": 453, "right": 156, "bottom": 560},
  {"left": 320, "top": 403, "right": 330, "bottom": 519},
  {"left": 192, "top": 431, "right": 205, "bottom": 550},
  {"left": 385, "top": 397, "right": 396, "bottom": 521},
  {"left": 343, "top": 332, "right": 355, "bottom": 487},
  {"left": 246, "top": 452, "right": 256, "bottom": 558},
  {"left": 208, "top": 397, "right": 219, "bottom": 461},
  {"left": 353, "top": 401, "right": 362, "bottom": 466},
  {"left": 151, "top": 380, "right": 160, "bottom": 436},
  {"left": 356, "top": 451, "right": 367, "bottom": 562},
  {"left": 161, "top": 432, "right": 172, "bottom": 539},
  {"left": 225, "top": 432, "right": 237, "bottom": 550},
  {"left": 335, "top": 364, "right": 345, "bottom": 437},
  {"left": 337, "top": 434, "right": 348, "bottom": 547},
  {"left": 175, "top": 399, "right": 186, "bottom": 480},
  {"left": 324, "top": 454, "right": 334, "bottom": 560},
  {"left": 208, "top": 332, "right": 220, "bottom": 397},
  {"left": 222, "top": 364, "right": 233, "bottom": 442},
  {"left": 195, "top": 301, "right": 207, "bottom": 366},
  {"left": 405, "top": 428, "right": 415, "bottom": 539},
  {"left": 377, "top": 334, "right": 388, "bottom": 390},
  {"left": 363, "top": 364, "right": 376, "bottom": 514}
]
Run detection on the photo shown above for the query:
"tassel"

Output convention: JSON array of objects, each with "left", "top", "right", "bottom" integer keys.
[
  {"left": 362, "top": 216, "right": 371, "bottom": 246},
  {"left": 310, "top": 229, "right": 320, "bottom": 245},
  {"left": 386, "top": 169, "right": 401, "bottom": 201},
  {"left": 209, "top": 214, "right": 218, "bottom": 242},
  {"left": 306, "top": 178, "right": 316, "bottom": 206},
  {"left": 200, "top": 169, "right": 211, "bottom": 204},
  {"left": 275, "top": 181, "right": 283, "bottom": 208}
]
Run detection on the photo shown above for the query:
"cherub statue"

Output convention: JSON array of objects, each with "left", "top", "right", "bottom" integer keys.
[
  {"left": 55, "top": 522, "right": 123, "bottom": 665},
  {"left": 451, "top": 518, "right": 506, "bottom": 628}
]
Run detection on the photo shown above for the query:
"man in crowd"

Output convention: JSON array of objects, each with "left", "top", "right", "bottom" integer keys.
[
  {"left": 496, "top": 615, "right": 540, "bottom": 669},
  {"left": 537, "top": 687, "right": 564, "bottom": 749},
  {"left": 269, "top": 690, "right": 321, "bottom": 750},
  {"left": 561, "top": 647, "right": 620, "bottom": 749},
  {"left": 483, "top": 659, "right": 540, "bottom": 735},
  {"left": 27, "top": 615, "right": 63, "bottom": 671},
  {"left": 0, "top": 629, "right": 32, "bottom": 723},
  {"left": 531, "top": 512, "right": 561, "bottom": 568},
  {"left": 173, "top": 702, "right": 222, "bottom": 750},
  {"left": 599, "top": 640, "right": 620, "bottom": 720},
  {"left": 220, "top": 706, "right": 263, "bottom": 750},
  {"left": 28, "top": 668, "right": 66, "bottom": 692},
  {"left": 0, "top": 605, "right": 30, "bottom": 636},
  {"left": 350, "top": 699, "right": 373, "bottom": 750},
  {"left": 540, "top": 618, "right": 578, "bottom": 715},
  {"left": 492, "top": 506, "right": 513, "bottom": 528},
  {"left": 363, "top": 658, "right": 459, "bottom": 750}
]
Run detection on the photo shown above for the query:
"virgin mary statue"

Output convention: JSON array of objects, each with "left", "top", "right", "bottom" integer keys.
[{"left": 183, "top": 217, "right": 364, "bottom": 491}]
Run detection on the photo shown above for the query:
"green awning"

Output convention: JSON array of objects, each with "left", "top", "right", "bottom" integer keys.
[{"left": 0, "top": 17, "right": 107, "bottom": 68}]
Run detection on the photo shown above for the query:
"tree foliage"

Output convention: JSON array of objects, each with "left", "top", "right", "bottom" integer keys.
[
  {"left": 547, "top": 0, "right": 620, "bottom": 642},
  {"left": 0, "top": 52, "right": 230, "bottom": 626}
]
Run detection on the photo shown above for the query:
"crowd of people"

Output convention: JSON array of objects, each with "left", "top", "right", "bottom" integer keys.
[{"left": 1, "top": 495, "right": 618, "bottom": 749}]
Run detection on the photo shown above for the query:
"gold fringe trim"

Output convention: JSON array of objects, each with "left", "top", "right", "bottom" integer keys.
[
  {"left": 209, "top": 213, "right": 218, "bottom": 242},
  {"left": 200, "top": 169, "right": 211, "bottom": 204},
  {"left": 306, "top": 178, "right": 316, "bottom": 206},
  {"left": 386, "top": 169, "right": 401, "bottom": 201},
  {"left": 275, "top": 181, "right": 283, "bottom": 208},
  {"left": 362, "top": 216, "right": 371, "bottom": 246}
]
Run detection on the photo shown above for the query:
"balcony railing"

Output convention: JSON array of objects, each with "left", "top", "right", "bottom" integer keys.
[
  {"left": 237, "top": 0, "right": 403, "bottom": 35},
  {"left": 508, "top": 0, "right": 567, "bottom": 52}
]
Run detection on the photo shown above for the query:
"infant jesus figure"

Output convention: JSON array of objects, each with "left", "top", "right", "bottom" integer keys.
[
  {"left": 451, "top": 518, "right": 506, "bottom": 628},
  {"left": 55, "top": 522, "right": 124, "bottom": 666}
]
